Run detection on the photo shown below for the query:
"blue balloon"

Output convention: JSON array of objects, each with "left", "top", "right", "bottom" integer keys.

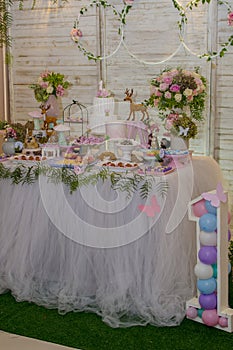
[
  {"left": 197, "top": 277, "right": 217, "bottom": 294},
  {"left": 199, "top": 213, "right": 217, "bottom": 232},
  {"left": 205, "top": 200, "right": 217, "bottom": 215}
]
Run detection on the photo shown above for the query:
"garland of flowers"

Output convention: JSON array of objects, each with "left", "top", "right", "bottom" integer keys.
[
  {"left": 70, "top": 0, "right": 131, "bottom": 61},
  {"left": 172, "top": 0, "right": 233, "bottom": 60},
  {"left": 1, "top": 1, "right": 233, "bottom": 62},
  {"left": 0, "top": 163, "right": 168, "bottom": 199}
]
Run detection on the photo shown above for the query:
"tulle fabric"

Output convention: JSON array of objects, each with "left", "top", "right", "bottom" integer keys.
[{"left": 0, "top": 157, "right": 222, "bottom": 327}]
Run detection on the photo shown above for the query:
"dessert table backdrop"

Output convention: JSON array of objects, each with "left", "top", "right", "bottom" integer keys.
[{"left": 0, "top": 157, "right": 223, "bottom": 327}]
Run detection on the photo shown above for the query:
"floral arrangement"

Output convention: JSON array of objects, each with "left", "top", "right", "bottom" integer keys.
[
  {"left": 5, "top": 126, "right": 17, "bottom": 140},
  {"left": 30, "top": 71, "right": 70, "bottom": 103},
  {"left": 165, "top": 113, "right": 198, "bottom": 140},
  {"left": 145, "top": 67, "right": 206, "bottom": 139}
]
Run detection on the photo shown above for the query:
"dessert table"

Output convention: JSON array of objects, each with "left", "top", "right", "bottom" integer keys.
[{"left": 0, "top": 156, "right": 223, "bottom": 327}]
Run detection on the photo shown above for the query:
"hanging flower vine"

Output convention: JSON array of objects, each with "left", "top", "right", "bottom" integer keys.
[
  {"left": 70, "top": 0, "right": 233, "bottom": 62},
  {"left": 70, "top": 0, "right": 134, "bottom": 61},
  {"left": 172, "top": 0, "right": 233, "bottom": 60}
]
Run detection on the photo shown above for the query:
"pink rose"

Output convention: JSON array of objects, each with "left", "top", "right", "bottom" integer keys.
[
  {"left": 155, "top": 90, "right": 162, "bottom": 97},
  {"left": 40, "top": 71, "right": 50, "bottom": 78},
  {"left": 150, "top": 86, "right": 157, "bottom": 95},
  {"left": 162, "top": 76, "right": 173, "bottom": 85},
  {"left": 159, "top": 83, "right": 169, "bottom": 91},
  {"left": 228, "top": 12, "right": 233, "bottom": 26},
  {"left": 164, "top": 91, "right": 172, "bottom": 99},
  {"left": 56, "top": 85, "right": 65, "bottom": 97},
  {"left": 187, "top": 95, "right": 193, "bottom": 102},
  {"left": 170, "top": 84, "right": 180, "bottom": 92},
  {"left": 40, "top": 81, "right": 49, "bottom": 89}
]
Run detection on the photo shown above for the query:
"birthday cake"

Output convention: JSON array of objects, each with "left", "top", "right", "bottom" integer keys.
[{"left": 89, "top": 81, "right": 116, "bottom": 134}]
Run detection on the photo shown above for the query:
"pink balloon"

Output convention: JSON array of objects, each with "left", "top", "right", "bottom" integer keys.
[
  {"left": 202, "top": 309, "right": 219, "bottom": 327},
  {"left": 219, "top": 317, "right": 228, "bottom": 328},
  {"left": 186, "top": 307, "right": 198, "bottom": 319},
  {"left": 192, "top": 199, "right": 208, "bottom": 217}
]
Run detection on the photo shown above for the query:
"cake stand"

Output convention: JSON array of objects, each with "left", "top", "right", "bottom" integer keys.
[{"left": 116, "top": 142, "right": 139, "bottom": 162}]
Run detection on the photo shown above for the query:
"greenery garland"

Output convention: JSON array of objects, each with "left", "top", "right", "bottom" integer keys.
[
  {"left": 1, "top": 0, "right": 233, "bottom": 61},
  {"left": 0, "top": 162, "right": 168, "bottom": 199},
  {"left": 172, "top": 0, "right": 233, "bottom": 60},
  {"left": 70, "top": 0, "right": 131, "bottom": 61}
]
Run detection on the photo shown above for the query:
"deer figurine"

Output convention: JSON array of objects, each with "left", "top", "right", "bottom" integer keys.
[
  {"left": 124, "top": 88, "right": 149, "bottom": 121},
  {"left": 40, "top": 103, "right": 51, "bottom": 120}
]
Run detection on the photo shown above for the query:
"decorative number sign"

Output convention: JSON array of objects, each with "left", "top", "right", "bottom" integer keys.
[{"left": 186, "top": 183, "right": 233, "bottom": 332}]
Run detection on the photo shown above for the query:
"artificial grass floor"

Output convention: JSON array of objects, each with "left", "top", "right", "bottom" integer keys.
[{"left": 0, "top": 291, "right": 233, "bottom": 350}]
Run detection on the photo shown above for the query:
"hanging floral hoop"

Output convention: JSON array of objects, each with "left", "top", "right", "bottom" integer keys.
[
  {"left": 70, "top": 0, "right": 233, "bottom": 63},
  {"left": 172, "top": 0, "right": 233, "bottom": 61},
  {"left": 70, "top": 0, "right": 129, "bottom": 61}
]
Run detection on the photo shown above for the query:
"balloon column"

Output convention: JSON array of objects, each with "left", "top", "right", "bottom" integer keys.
[{"left": 186, "top": 183, "right": 233, "bottom": 332}]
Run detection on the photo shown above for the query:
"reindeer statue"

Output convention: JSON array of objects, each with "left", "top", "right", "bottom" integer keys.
[
  {"left": 40, "top": 103, "right": 51, "bottom": 120},
  {"left": 124, "top": 88, "right": 149, "bottom": 121}
]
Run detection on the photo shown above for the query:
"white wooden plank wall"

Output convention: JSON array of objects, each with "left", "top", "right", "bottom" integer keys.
[
  {"left": 215, "top": 3, "right": 233, "bottom": 215},
  {"left": 8, "top": 0, "right": 233, "bottom": 214}
]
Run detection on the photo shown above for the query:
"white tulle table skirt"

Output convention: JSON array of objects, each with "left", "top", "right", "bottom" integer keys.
[{"left": 0, "top": 157, "right": 222, "bottom": 327}]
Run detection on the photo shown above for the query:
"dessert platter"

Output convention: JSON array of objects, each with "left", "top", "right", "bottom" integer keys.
[
  {"left": 98, "top": 160, "right": 139, "bottom": 172},
  {"left": 138, "top": 165, "right": 175, "bottom": 176},
  {"left": 10, "top": 154, "right": 47, "bottom": 164}
]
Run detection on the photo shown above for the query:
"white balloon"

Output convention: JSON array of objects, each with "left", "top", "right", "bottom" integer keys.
[
  {"left": 199, "top": 231, "right": 217, "bottom": 246},
  {"left": 194, "top": 262, "right": 213, "bottom": 279}
]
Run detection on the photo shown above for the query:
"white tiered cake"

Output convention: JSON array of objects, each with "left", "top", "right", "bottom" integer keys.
[{"left": 89, "top": 82, "right": 117, "bottom": 135}]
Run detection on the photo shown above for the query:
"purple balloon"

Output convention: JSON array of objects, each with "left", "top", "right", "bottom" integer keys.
[
  {"left": 198, "top": 246, "right": 217, "bottom": 265},
  {"left": 199, "top": 293, "right": 217, "bottom": 310}
]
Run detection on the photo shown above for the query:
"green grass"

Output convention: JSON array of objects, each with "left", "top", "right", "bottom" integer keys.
[{"left": 0, "top": 289, "right": 233, "bottom": 350}]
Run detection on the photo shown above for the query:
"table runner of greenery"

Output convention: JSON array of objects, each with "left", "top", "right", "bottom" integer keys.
[{"left": 0, "top": 163, "right": 168, "bottom": 199}]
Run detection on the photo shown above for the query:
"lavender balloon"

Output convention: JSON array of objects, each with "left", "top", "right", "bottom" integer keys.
[
  {"left": 198, "top": 246, "right": 217, "bottom": 265},
  {"left": 199, "top": 293, "right": 217, "bottom": 310}
]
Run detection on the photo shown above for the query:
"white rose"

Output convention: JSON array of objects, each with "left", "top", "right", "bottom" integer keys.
[
  {"left": 46, "top": 85, "right": 54, "bottom": 94},
  {"left": 174, "top": 93, "right": 182, "bottom": 102},
  {"left": 184, "top": 88, "right": 193, "bottom": 97}
]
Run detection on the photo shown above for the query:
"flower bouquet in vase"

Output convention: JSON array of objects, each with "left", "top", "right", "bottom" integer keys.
[
  {"left": 29, "top": 70, "right": 70, "bottom": 118},
  {"left": 145, "top": 67, "right": 207, "bottom": 150}
]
